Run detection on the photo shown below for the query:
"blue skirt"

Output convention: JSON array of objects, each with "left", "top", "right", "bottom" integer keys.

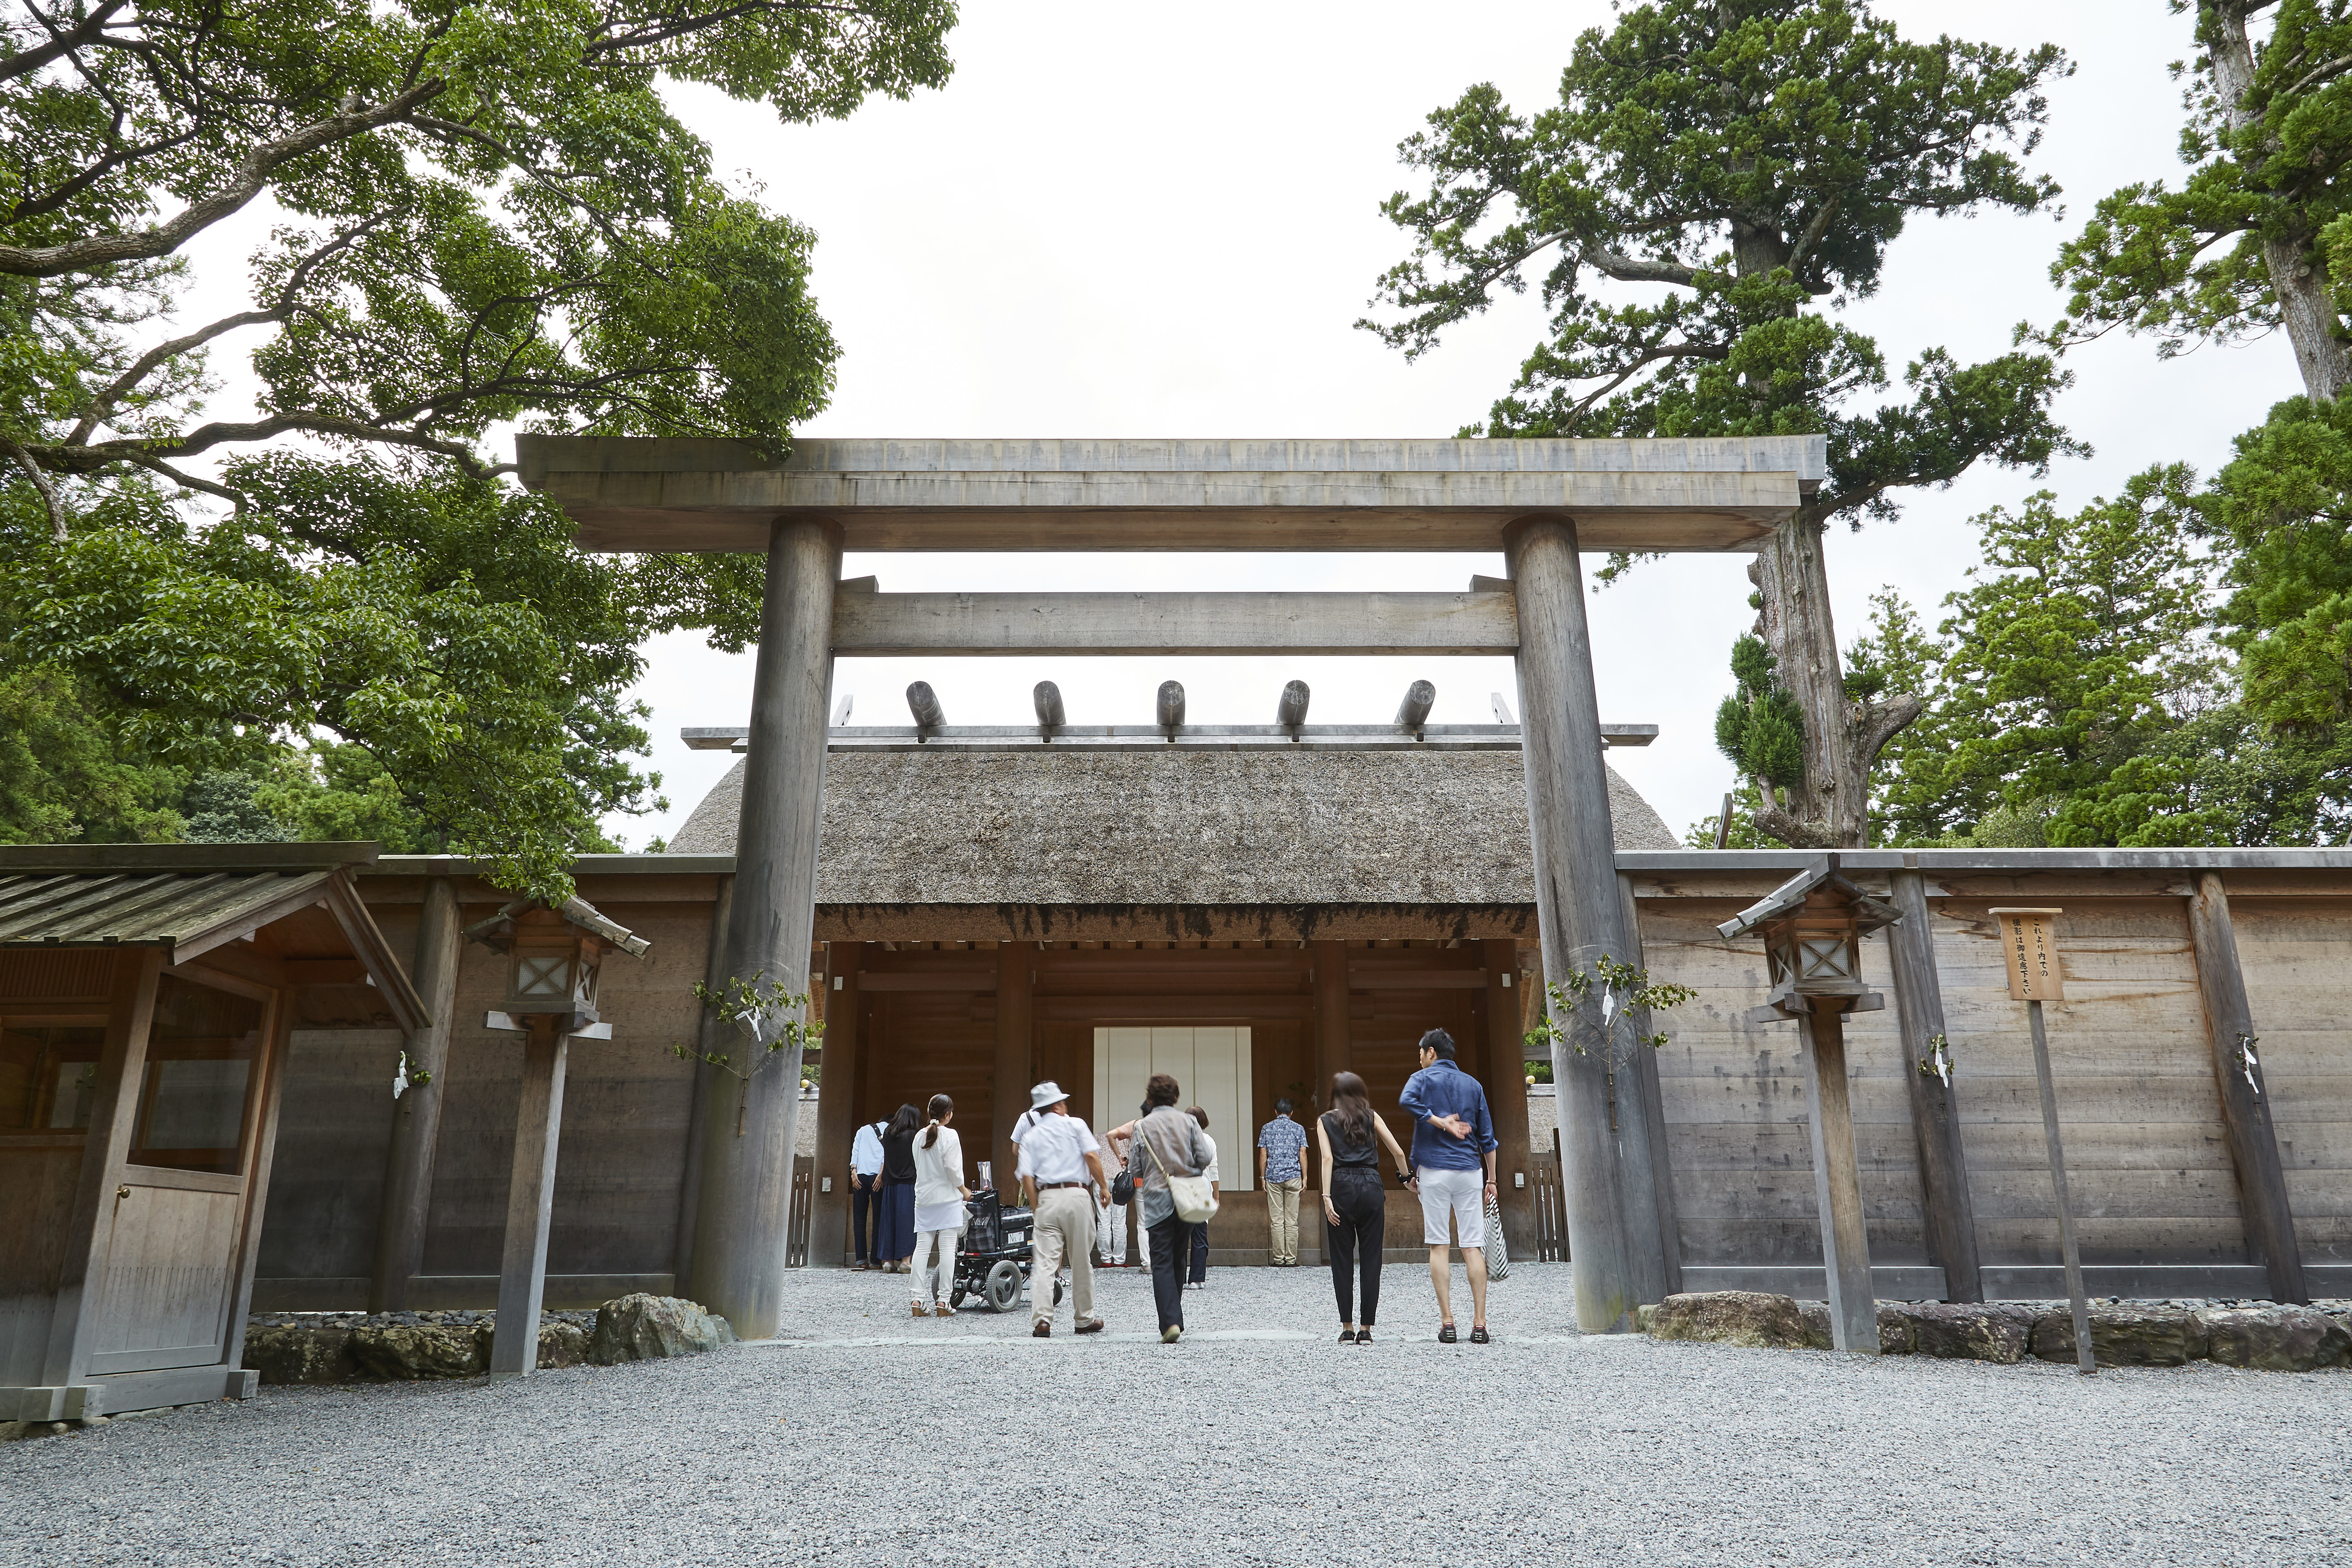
[{"left": 876, "top": 1179, "right": 917, "bottom": 1261}]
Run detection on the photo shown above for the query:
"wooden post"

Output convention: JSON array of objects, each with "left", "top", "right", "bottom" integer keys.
[
  {"left": 1615, "top": 875, "right": 1683, "bottom": 1298},
  {"left": 808, "top": 941, "right": 863, "bottom": 1265},
  {"left": 2187, "top": 871, "right": 2307, "bottom": 1304},
  {"left": 2025, "top": 999, "right": 2095, "bottom": 1374},
  {"left": 1798, "top": 1003, "right": 1879, "bottom": 1353},
  {"left": 671, "top": 872, "right": 734, "bottom": 1287},
  {"left": 993, "top": 942, "right": 1034, "bottom": 1191},
  {"left": 370, "top": 875, "right": 462, "bottom": 1312},
  {"left": 1505, "top": 514, "right": 1640, "bottom": 1332},
  {"left": 491, "top": 1017, "right": 568, "bottom": 1379},
  {"left": 687, "top": 514, "right": 841, "bottom": 1338},
  {"left": 1886, "top": 868, "right": 1982, "bottom": 1303},
  {"left": 1480, "top": 940, "right": 1536, "bottom": 1263}
]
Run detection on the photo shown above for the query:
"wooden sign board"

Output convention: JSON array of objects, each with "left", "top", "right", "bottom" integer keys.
[{"left": 1987, "top": 907, "right": 2064, "bottom": 1002}]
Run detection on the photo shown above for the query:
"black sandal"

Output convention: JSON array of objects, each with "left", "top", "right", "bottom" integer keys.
[
  {"left": 1469, "top": 1326, "right": 1491, "bottom": 1344},
  {"left": 1355, "top": 1327, "right": 1373, "bottom": 1345},
  {"left": 1438, "top": 1324, "right": 1457, "bottom": 1344},
  {"left": 1338, "top": 1327, "right": 1356, "bottom": 1344}
]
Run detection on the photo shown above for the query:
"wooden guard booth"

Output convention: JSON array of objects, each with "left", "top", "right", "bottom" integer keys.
[{"left": 0, "top": 844, "right": 425, "bottom": 1420}]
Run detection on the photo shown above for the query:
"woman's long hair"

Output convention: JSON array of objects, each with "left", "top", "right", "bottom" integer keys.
[
  {"left": 886, "top": 1102, "right": 922, "bottom": 1140},
  {"left": 1330, "top": 1071, "right": 1373, "bottom": 1147},
  {"left": 921, "top": 1093, "right": 953, "bottom": 1148}
]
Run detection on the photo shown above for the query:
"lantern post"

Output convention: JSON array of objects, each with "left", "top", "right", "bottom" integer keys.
[
  {"left": 1720, "top": 859, "right": 1901, "bottom": 1354},
  {"left": 471, "top": 898, "right": 649, "bottom": 1378}
]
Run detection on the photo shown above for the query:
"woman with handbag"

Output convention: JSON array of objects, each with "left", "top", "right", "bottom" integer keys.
[
  {"left": 908, "top": 1094, "right": 969, "bottom": 1317},
  {"left": 875, "top": 1102, "right": 922, "bottom": 1273},
  {"left": 1315, "top": 1071, "right": 1414, "bottom": 1344},
  {"left": 1123, "top": 1073, "right": 1215, "bottom": 1343}
]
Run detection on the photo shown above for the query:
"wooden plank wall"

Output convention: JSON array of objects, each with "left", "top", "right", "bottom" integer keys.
[{"left": 2234, "top": 895, "right": 2352, "bottom": 1265}]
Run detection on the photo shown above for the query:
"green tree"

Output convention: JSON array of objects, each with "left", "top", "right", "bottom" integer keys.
[
  {"left": 2050, "top": 1, "right": 2352, "bottom": 401},
  {"left": 1362, "top": 0, "right": 2079, "bottom": 848},
  {"left": 0, "top": 662, "right": 187, "bottom": 843},
  {"left": 1875, "top": 471, "right": 2231, "bottom": 847},
  {"left": 0, "top": 0, "right": 956, "bottom": 893},
  {"left": 1712, "top": 634, "right": 1806, "bottom": 824}
]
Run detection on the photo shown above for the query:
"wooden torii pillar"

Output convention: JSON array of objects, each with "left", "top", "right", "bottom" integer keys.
[{"left": 521, "top": 432, "right": 1827, "bottom": 1338}]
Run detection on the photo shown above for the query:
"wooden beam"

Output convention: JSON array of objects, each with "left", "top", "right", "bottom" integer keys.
[
  {"left": 807, "top": 940, "right": 862, "bottom": 1267},
  {"left": 490, "top": 1018, "right": 568, "bottom": 1378},
  {"left": 369, "top": 875, "right": 462, "bottom": 1313},
  {"left": 1506, "top": 516, "right": 1638, "bottom": 1332},
  {"left": 686, "top": 516, "right": 840, "bottom": 1339},
  {"left": 829, "top": 590, "right": 1518, "bottom": 656},
  {"left": 1395, "top": 680, "right": 1436, "bottom": 728},
  {"left": 1886, "top": 869, "right": 1982, "bottom": 1303},
  {"left": 2187, "top": 871, "right": 2308, "bottom": 1304},
  {"left": 994, "top": 943, "right": 1034, "bottom": 1194},
  {"left": 1799, "top": 1004, "right": 1880, "bottom": 1353}
]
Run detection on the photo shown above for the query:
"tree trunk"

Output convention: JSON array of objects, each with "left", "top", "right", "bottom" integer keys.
[
  {"left": 2210, "top": 0, "right": 2350, "bottom": 401},
  {"left": 1749, "top": 517, "right": 1922, "bottom": 848}
]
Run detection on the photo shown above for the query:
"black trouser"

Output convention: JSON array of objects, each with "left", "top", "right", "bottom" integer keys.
[
  {"left": 1147, "top": 1214, "right": 1192, "bottom": 1331},
  {"left": 850, "top": 1174, "right": 879, "bottom": 1263},
  {"left": 1326, "top": 1168, "right": 1386, "bottom": 1327},
  {"left": 1188, "top": 1216, "right": 1208, "bottom": 1283}
]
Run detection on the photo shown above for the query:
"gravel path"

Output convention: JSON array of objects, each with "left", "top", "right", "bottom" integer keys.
[{"left": 5, "top": 1262, "right": 2347, "bottom": 1567}]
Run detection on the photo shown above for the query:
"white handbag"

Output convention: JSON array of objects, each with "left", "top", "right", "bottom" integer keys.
[{"left": 1143, "top": 1125, "right": 1220, "bottom": 1224}]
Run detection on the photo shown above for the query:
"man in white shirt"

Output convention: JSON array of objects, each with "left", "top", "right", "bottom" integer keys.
[
  {"left": 849, "top": 1117, "right": 886, "bottom": 1270},
  {"left": 1014, "top": 1081, "right": 1108, "bottom": 1338}
]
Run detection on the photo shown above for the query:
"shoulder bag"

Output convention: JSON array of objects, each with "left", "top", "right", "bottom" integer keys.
[{"left": 1142, "top": 1118, "right": 1220, "bottom": 1224}]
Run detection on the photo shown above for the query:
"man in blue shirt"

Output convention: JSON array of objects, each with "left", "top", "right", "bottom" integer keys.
[
  {"left": 1256, "top": 1100, "right": 1309, "bottom": 1266},
  {"left": 1397, "top": 1027, "right": 1499, "bottom": 1343}
]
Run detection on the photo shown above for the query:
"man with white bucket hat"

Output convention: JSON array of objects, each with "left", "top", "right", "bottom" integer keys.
[{"left": 1015, "top": 1081, "right": 1108, "bottom": 1338}]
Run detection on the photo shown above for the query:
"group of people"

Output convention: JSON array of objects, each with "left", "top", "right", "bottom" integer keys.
[{"left": 846, "top": 1027, "right": 1500, "bottom": 1344}]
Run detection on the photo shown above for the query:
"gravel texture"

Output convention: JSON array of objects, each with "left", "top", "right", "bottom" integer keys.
[{"left": 5, "top": 1263, "right": 2347, "bottom": 1567}]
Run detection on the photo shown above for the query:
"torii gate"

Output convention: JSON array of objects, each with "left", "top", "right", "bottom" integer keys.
[{"left": 521, "top": 432, "right": 1828, "bottom": 1336}]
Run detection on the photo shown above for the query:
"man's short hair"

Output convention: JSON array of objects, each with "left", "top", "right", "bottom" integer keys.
[
  {"left": 1274, "top": 1097, "right": 1293, "bottom": 1114},
  {"left": 1418, "top": 1027, "right": 1457, "bottom": 1061}
]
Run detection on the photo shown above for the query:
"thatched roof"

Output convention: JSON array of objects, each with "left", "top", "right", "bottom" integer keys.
[{"left": 669, "top": 749, "right": 1677, "bottom": 905}]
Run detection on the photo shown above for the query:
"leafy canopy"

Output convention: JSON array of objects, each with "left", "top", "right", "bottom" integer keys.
[
  {"left": 1363, "top": 0, "right": 2079, "bottom": 552},
  {"left": 0, "top": 1, "right": 955, "bottom": 893}
]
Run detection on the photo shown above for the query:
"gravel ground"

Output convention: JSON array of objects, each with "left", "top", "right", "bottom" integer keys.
[{"left": 4, "top": 1261, "right": 2347, "bottom": 1567}]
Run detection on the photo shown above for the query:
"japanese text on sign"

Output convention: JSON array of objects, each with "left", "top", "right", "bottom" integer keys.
[{"left": 1987, "top": 907, "right": 2064, "bottom": 1002}]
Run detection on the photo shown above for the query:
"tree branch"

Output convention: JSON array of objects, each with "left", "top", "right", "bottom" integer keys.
[
  {"left": 67, "top": 308, "right": 282, "bottom": 445},
  {"left": 115, "top": 449, "right": 247, "bottom": 510},
  {"left": 1854, "top": 692, "right": 1924, "bottom": 770},
  {"left": 1578, "top": 242, "right": 1698, "bottom": 287},
  {"left": 0, "top": 0, "right": 130, "bottom": 86},
  {"left": 1, "top": 430, "right": 69, "bottom": 541},
  {"left": 0, "top": 79, "right": 444, "bottom": 278}
]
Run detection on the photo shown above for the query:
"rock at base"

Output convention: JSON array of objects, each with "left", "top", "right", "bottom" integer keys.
[
  {"left": 586, "top": 1294, "right": 735, "bottom": 1365},
  {"left": 1647, "top": 1291, "right": 1812, "bottom": 1350},
  {"left": 2030, "top": 1306, "right": 2205, "bottom": 1368},
  {"left": 2195, "top": 1306, "right": 2352, "bottom": 1372},
  {"left": 245, "top": 1324, "right": 358, "bottom": 1385},
  {"left": 347, "top": 1323, "right": 488, "bottom": 1380},
  {"left": 1906, "top": 1303, "right": 2036, "bottom": 1363},
  {"left": 536, "top": 1320, "right": 590, "bottom": 1369},
  {"left": 1875, "top": 1305, "right": 1918, "bottom": 1355}
]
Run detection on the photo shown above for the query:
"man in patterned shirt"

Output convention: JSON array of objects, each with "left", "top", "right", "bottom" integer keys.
[{"left": 1256, "top": 1100, "right": 1309, "bottom": 1266}]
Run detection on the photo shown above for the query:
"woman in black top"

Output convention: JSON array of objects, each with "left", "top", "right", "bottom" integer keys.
[
  {"left": 1315, "top": 1071, "right": 1412, "bottom": 1344},
  {"left": 877, "top": 1102, "right": 921, "bottom": 1273}
]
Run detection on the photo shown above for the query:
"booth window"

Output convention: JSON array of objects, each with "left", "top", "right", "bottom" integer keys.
[
  {"left": 129, "top": 975, "right": 264, "bottom": 1174},
  {"left": 1, "top": 1021, "right": 106, "bottom": 1131}
]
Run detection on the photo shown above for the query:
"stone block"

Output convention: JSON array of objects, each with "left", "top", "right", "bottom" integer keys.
[
  {"left": 2029, "top": 1306, "right": 2206, "bottom": 1368},
  {"left": 347, "top": 1323, "right": 488, "bottom": 1380},
  {"left": 244, "top": 1324, "right": 358, "bottom": 1385},
  {"left": 1875, "top": 1304, "right": 1918, "bottom": 1356},
  {"left": 2195, "top": 1306, "right": 2352, "bottom": 1372},
  {"left": 1797, "top": 1303, "right": 1834, "bottom": 1351},
  {"left": 1906, "top": 1303, "right": 2036, "bottom": 1363},
  {"left": 1646, "top": 1291, "right": 1812, "bottom": 1350},
  {"left": 586, "top": 1294, "right": 734, "bottom": 1365},
  {"left": 474, "top": 1318, "right": 589, "bottom": 1371}
]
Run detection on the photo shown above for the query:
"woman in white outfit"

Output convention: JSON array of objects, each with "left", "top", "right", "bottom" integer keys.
[{"left": 909, "top": 1094, "right": 969, "bottom": 1317}]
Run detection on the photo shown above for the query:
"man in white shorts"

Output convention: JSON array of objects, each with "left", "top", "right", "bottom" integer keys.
[{"left": 1397, "top": 1027, "right": 1499, "bottom": 1343}]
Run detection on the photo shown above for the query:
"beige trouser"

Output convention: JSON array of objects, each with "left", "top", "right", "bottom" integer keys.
[
  {"left": 1031, "top": 1186, "right": 1095, "bottom": 1327},
  {"left": 1264, "top": 1177, "right": 1305, "bottom": 1263}
]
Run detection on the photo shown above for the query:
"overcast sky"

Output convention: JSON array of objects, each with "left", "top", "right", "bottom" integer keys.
[{"left": 196, "top": 2, "right": 2302, "bottom": 846}]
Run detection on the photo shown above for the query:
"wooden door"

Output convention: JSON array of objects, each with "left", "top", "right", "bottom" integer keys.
[
  {"left": 1092, "top": 1026, "right": 1254, "bottom": 1191},
  {"left": 87, "top": 971, "right": 275, "bottom": 1376}
]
